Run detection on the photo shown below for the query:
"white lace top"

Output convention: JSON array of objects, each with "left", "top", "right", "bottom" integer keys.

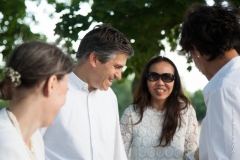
[{"left": 120, "top": 104, "right": 199, "bottom": 160}]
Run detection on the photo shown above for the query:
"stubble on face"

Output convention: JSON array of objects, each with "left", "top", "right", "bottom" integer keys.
[{"left": 93, "top": 53, "right": 128, "bottom": 91}]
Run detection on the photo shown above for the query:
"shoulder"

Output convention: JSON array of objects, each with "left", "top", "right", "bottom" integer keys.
[
  {"left": 181, "top": 103, "right": 196, "bottom": 116},
  {"left": 187, "top": 104, "right": 197, "bottom": 117},
  {"left": 105, "top": 87, "right": 117, "bottom": 98},
  {"left": 122, "top": 104, "right": 135, "bottom": 115},
  {"left": 95, "top": 87, "right": 117, "bottom": 102},
  {"left": 221, "top": 76, "right": 240, "bottom": 91},
  {"left": 0, "top": 132, "right": 25, "bottom": 159},
  {"left": 121, "top": 104, "right": 141, "bottom": 124},
  {"left": 0, "top": 126, "right": 20, "bottom": 144},
  {"left": 0, "top": 109, "right": 16, "bottom": 133},
  {"left": 0, "top": 108, "right": 8, "bottom": 124},
  {"left": 0, "top": 143, "right": 21, "bottom": 159},
  {"left": 207, "top": 85, "right": 240, "bottom": 99},
  {"left": 215, "top": 67, "right": 240, "bottom": 91},
  {"left": 121, "top": 105, "right": 135, "bottom": 125}
]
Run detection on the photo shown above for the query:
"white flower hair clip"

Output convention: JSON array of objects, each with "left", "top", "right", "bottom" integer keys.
[{"left": 4, "top": 67, "right": 21, "bottom": 87}]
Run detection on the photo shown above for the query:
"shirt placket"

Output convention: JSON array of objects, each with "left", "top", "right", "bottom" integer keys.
[{"left": 87, "top": 92, "right": 98, "bottom": 160}]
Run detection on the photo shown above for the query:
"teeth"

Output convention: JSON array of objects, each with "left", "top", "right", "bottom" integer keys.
[{"left": 156, "top": 89, "right": 164, "bottom": 93}]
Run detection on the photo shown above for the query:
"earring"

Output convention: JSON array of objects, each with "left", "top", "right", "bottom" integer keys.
[{"left": 197, "top": 55, "right": 200, "bottom": 58}]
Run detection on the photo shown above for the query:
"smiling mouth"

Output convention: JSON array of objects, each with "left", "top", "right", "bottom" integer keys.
[
  {"left": 156, "top": 89, "right": 165, "bottom": 93},
  {"left": 108, "top": 79, "right": 114, "bottom": 85}
]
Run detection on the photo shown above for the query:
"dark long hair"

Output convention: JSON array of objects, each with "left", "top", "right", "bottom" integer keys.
[{"left": 133, "top": 56, "right": 191, "bottom": 147}]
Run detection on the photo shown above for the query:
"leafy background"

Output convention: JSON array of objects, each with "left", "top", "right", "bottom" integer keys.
[{"left": 1, "top": 0, "right": 239, "bottom": 120}]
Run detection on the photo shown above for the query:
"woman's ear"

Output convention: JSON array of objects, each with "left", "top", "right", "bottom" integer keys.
[{"left": 44, "top": 75, "right": 57, "bottom": 97}]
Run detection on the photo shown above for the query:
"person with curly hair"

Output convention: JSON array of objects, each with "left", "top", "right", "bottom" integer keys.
[
  {"left": 180, "top": 2, "right": 240, "bottom": 159},
  {"left": 120, "top": 56, "right": 198, "bottom": 160}
]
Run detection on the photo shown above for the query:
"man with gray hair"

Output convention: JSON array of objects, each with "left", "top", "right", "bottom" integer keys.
[{"left": 41, "top": 24, "right": 134, "bottom": 160}]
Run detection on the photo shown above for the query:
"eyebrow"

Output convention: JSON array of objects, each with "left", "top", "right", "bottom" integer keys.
[{"left": 115, "top": 63, "right": 125, "bottom": 67}]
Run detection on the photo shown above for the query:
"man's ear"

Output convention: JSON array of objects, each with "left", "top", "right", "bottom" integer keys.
[
  {"left": 44, "top": 75, "right": 57, "bottom": 97},
  {"left": 89, "top": 52, "right": 98, "bottom": 68}
]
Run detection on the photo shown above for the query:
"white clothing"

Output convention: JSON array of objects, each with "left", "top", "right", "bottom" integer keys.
[
  {"left": 200, "top": 56, "right": 240, "bottom": 159},
  {"left": 0, "top": 108, "right": 44, "bottom": 160},
  {"left": 120, "top": 104, "right": 198, "bottom": 160},
  {"left": 41, "top": 72, "right": 127, "bottom": 160}
]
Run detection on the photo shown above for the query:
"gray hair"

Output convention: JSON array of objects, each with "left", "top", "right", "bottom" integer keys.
[{"left": 77, "top": 24, "right": 134, "bottom": 63}]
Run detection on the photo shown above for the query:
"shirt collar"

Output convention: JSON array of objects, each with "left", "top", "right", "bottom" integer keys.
[
  {"left": 69, "top": 72, "right": 89, "bottom": 91},
  {"left": 203, "top": 56, "right": 240, "bottom": 95}
]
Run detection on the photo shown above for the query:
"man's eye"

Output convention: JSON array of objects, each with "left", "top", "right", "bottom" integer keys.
[{"left": 115, "top": 66, "right": 122, "bottom": 69}]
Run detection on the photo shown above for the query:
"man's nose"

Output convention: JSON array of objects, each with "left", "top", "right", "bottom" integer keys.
[{"left": 115, "top": 70, "right": 122, "bottom": 80}]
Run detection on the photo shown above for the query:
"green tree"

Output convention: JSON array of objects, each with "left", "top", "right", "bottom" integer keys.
[
  {"left": 1, "top": 0, "right": 240, "bottom": 74},
  {"left": 190, "top": 90, "right": 206, "bottom": 121},
  {"left": 182, "top": 86, "right": 206, "bottom": 121},
  {"left": 53, "top": 0, "right": 240, "bottom": 78},
  {"left": 53, "top": 0, "right": 208, "bottom": 78},
  {"left": 111, "top": 79, "right": 133, "bottom": 117},
  {"left": 0, "top": 0, "right": 46, "bottom": 74},
  {"left": 0, "top": 100, "right": 9, "bottom": 110},
  {"left": 182, "top": 86, "right": 192, "bottom": 99}
]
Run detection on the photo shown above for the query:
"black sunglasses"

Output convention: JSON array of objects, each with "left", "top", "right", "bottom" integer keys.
[{"left": 146, "top": 72, "right": 175, "bottom": 83}]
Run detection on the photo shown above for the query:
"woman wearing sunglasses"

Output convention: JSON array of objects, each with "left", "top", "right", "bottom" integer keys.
[{"left": 120, "top": 56, "right": 198, "bottom": 160}]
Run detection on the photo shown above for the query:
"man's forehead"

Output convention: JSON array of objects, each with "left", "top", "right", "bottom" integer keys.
[{"left": 112, "top": 54, "right": 127, "bottom": 64}]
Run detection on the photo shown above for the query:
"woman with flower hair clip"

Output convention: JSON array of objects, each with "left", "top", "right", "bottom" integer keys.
[
  {"left": 0, "top": 41, "right": 73, "bottom": 160},
  {"left": 120, "top": 56, "right": 199, "bottom": 160}
]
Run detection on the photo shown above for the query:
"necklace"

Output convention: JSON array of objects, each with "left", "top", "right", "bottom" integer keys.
[{"left": 6, "top": 109, "right": 37, "bottom": 160}]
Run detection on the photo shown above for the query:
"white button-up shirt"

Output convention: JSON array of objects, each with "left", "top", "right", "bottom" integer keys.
[
  {"left": 41, "top": 72, "right": 127, "bottom": 160},
  {"left": 200, "top": 56, "right": 240, "bottom": 160},
  {"left": 0, "top": 108, "right": 45, "bottom": 160}
]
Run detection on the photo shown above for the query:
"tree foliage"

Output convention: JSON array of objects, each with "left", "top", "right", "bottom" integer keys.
[
  {"left": 0, "top": 100, "right": 9, "bottom": 110},
  {"left": 183, "top": 88, "right": 206, "bottom": 121},
  {"left": 53, "top": 0, "right": 239, "bottom": 120},
  {"left": 111, "top": 79, "right": 133, "bottom": 117},
  {"left": 1, "top": 0, "right": 240, "bottom": 78},
  {"left": 54, "top": 0, "right": 207, "bottom": 79},
  {"left": 0, "top": 0, "right": 46, "bottom": 70},
  {"left": 1, "top": 0, "right": 239, "bottom": 117},
  {"left": 54, "top": 0, "right": 240, "bottom": 79},
  {"left": 190, "top": 90, "right": 206, "bottom": 121}
]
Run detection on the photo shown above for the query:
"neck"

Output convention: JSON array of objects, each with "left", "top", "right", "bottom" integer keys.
[
  {"left": 8, "top": 97, "right": 42, "bottom": 145},
  {"left": 73, "top": 62, "right": 94, "bottom": 92},
  {"left": 150, "top": 99, "right": 166, "bottom": 110},
  {"left": 205, "top": 49, "right": 239, "bottom": 80}
]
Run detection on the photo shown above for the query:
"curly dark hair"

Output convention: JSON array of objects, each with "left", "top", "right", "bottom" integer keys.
[
  {"left": 180, "top": 3, "right": 240, "bottom": 61},
  {"left": 133, "top": 56, "right": 191, "bottom": 147}
]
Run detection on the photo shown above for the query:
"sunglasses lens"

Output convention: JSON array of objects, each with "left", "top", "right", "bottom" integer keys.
[
  {"left": 147, "top": 72, "right": 160, "bottom": 81},
  {"left": 147, "top": 72, "right": 174, "bottom": 83},
  {"left": 161, "top": 73, "right": 174, "bottom": 83}
]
